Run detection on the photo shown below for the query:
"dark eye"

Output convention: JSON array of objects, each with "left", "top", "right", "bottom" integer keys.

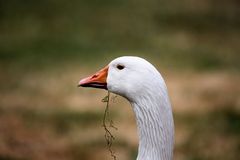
[{"left": 117, "top": 64, "right": 125, "bottom": 70}]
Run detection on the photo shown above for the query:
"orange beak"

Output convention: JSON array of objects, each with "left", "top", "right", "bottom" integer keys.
[{"left": 78, "top": 66, "right": 108, "bottom": 90}]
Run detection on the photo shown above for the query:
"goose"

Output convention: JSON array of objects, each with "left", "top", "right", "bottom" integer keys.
[{"left": 78, "top": 56, "right": 174, "bottom": 160}]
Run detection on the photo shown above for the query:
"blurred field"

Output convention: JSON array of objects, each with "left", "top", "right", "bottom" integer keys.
[{"left": 0, "top": 0, "right": 240, "bottom": 160}]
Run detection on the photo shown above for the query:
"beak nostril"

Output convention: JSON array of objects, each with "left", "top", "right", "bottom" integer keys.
[{"left": 92, "top": 74, "right": 98, "bottom": 78}]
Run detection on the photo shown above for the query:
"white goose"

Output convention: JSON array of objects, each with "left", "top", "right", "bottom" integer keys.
[{"left": 78, "top": 56, "right": 174, "bottom": 160}]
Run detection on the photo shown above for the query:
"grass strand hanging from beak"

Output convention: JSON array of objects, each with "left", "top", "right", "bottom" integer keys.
[{"left": 102, "top": 91, "right": 117, "bottom": 160}]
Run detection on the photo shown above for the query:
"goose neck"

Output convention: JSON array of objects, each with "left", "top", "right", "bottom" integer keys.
[{"left": 131, "top": 95, "right": 174, "bottom": 160}]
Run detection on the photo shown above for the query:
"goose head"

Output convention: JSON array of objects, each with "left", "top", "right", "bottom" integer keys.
[{"left": 79, "top": 56, "right": 163, "bottom": 102}]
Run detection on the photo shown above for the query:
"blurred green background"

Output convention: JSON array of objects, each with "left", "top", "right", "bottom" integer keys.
[{"left": 0, "top": 0, "right": 239, "bottom": 160}]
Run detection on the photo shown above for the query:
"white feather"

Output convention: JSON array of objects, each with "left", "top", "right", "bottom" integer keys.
[{"left": 107, "top": 56, "right": 174, "bottom": 160}]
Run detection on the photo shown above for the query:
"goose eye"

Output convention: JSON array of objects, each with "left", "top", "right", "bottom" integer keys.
[{"left": 117, "top": 64, "right": 125, "bottom": 70}]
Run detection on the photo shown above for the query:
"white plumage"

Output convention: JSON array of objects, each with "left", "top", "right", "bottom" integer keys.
[{"left": 79, "top": 56, "right": 174, "bottom": 160}]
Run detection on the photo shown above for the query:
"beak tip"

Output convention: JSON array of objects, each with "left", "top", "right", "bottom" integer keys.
[{"left": 78, "top": 78, "right": 87, "bottom": 88}]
